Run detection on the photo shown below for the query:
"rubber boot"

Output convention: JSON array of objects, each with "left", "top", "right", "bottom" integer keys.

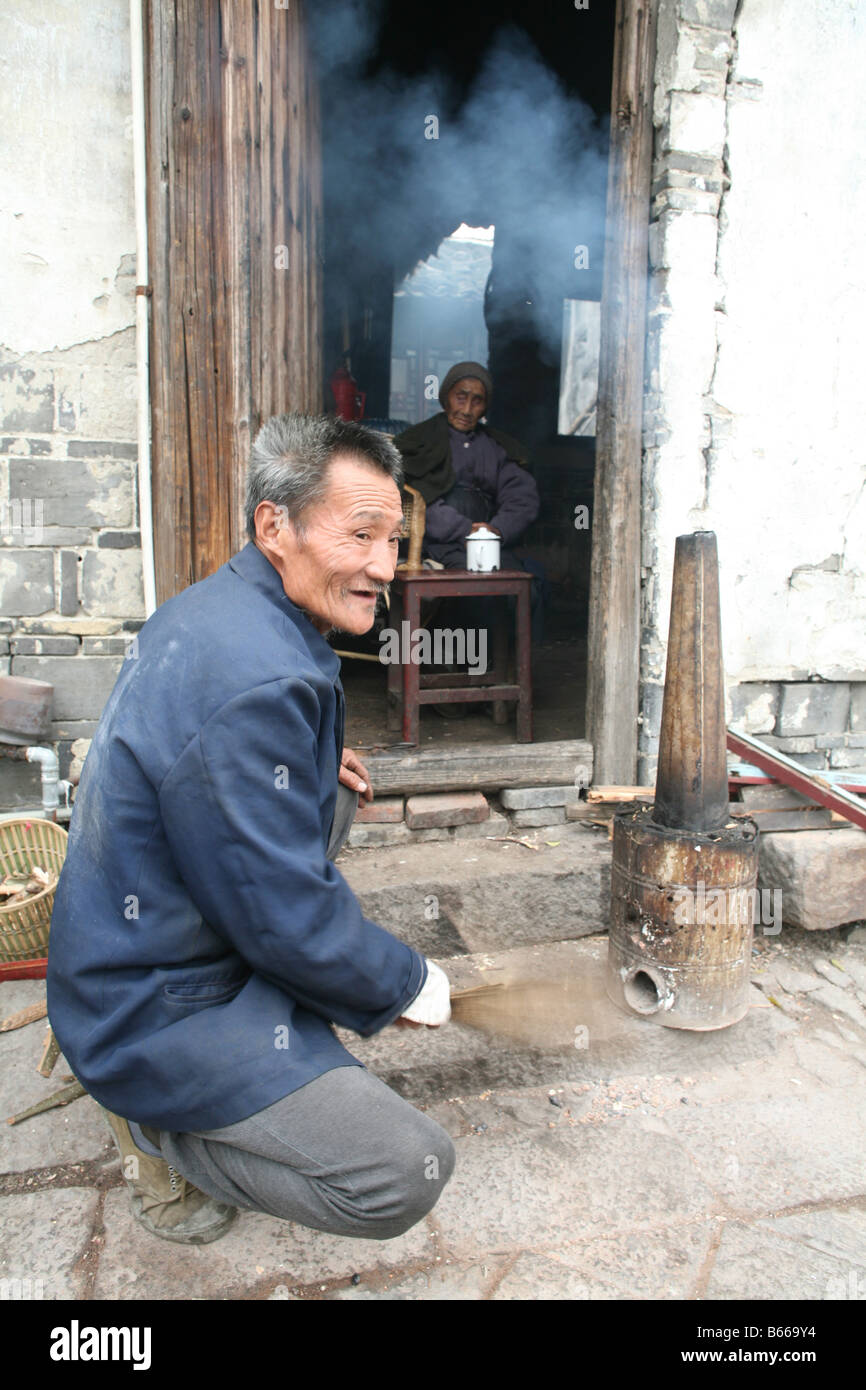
[{"left": 100, "top": 1108, "right": 237, "bottom": 1245}]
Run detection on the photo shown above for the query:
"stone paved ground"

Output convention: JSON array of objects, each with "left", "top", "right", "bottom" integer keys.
[{"left": 1, "top": 928, "right": 865, "bottom": 1303}]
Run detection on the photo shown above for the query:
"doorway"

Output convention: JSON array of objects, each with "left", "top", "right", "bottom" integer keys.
[{"left": 312, "top": 1, "right": 617, "bottom": 751}]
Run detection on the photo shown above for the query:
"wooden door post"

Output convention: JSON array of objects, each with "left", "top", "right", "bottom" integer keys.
[
  {"left": 145, "top": 0, "right": 323, "bottom": 602},
  {"left": 586, "top": 0, "right": 659, "bottom": 783}
]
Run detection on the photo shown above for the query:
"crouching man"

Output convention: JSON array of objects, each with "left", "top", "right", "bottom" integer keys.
[{"left": 47, "top": 413, "right": 454, "bottom": 1245}]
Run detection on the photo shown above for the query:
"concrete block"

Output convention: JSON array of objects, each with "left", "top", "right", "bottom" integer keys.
[
  {"left": 850, "top": 686, "right": 866, "bottom": 733},
  {"left": 0, "top": 550, "right": 54, "bottom": 615},
  {"left": 9, "top": 458, "right": 134, "bottom": 527},
  {"left": 59, "top": 550, "right": 79, "bottom": 616},
  {"left": 501, "top": 785, "right": 579, "bottom": 810},
  {"left": 777, "top": 683, "right": 850, "bottom": 736},
  {"left": 830, "top": 748, "right": 866, "bottom": 769},
  {"left": 354, "top": 796, "right": 404, "bottom": 824},
  {"left": 405, "top": 792, "right": 489, "bottom": 830},
  {"left": 694, "top": 47, "right": 731, "bottom": 74},
  {"left": 11, "top": 636, "right": 79, "bottom": 655},
  {"left": 50, "top": 718, "right": 99, "bottom": 740},
  {"left": 848, "top": 734, "right": 866, "bottom": 749},
  {"left": 666, "top": 91, "right": 727, "bottom": 160},
  {"left": 97, "top": 530, "right": 141, "bottom": 548},
  {"left": 66, "top": 440, "right": 137, "bottom": 459},
  {"left": 26, "top": 527, "right": 91, "bottom": 547},
  {"left": 728, "top": 682, "right": 778, "bottom": 735},
  {"left": 19, "top": 617, "right": 121, "bottom": 636},
  {"left": 347, "top": 822, "right": 413, "bottom": 849},
  {"left": 0, "top": 360, "right": 54, "bottom": 432},
  {"left": 342, "top": 835, "right": 612, "bottom": 952},
  {"left": 81, "top": 549, "right": 145, "bottom": 618},
  {"left": 762, "top": 734, "right": 816, "bottom": 755},
  {"left": 789, "top": 753, "right": 828, "bottom": 770},
  {"left": 453, "top": 810, "right": 508, "bottom": 839},
  {"left": 815, "top": 734, "right": 846, "bottom": 749},
  {"left": 652, "top": 187, "right": 721, "bottom": 217},
  {"left": 511, "top": 807, "right": 567, "bottom": 827},
  {"left": 758, "top": 828, "right": 866, "bottom": 931},
  {"left": 13, "top": 655, "right": 122, "bottom": 721},
  {"left": 679, "top": 0, "right": 738, "bottom": 29},
  {"left": 80, "top": 636, "right": 133, "bottom": 655}
]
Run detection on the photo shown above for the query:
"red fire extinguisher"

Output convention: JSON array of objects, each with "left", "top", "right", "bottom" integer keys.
[{"left": 330, "top": 362, "right": 366, "bottom": 421}]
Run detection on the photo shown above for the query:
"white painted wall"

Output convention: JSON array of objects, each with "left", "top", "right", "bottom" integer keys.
[
  {"left": 0, "top": 0, "right": 135, "bottom": 353},
  {"left": 646, "top": 0, "right": 866, "bottom": 693}
]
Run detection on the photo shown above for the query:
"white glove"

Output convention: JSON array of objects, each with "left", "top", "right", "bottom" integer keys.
[{"left": 401, "top": 959, "right": 451, "bottom": 1026}]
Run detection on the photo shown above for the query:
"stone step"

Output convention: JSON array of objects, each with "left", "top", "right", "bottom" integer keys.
[
  {"left": 334, "top": 936, "right": 796, "bottom": 1111},
  {"left": 338, "top": 822, "right": 612, "bottom": 957},
  {"left": 758, "top": 827, "right": 866, "bottom": 931}
]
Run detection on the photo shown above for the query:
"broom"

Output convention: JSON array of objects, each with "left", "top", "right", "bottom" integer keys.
[{"left": 449, "top": 967, "right": 619, "bottom": 1050}]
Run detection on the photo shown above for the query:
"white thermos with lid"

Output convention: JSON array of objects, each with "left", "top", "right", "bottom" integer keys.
[{"left": 465, "top": 525, "right": 501, "bottom": 572}]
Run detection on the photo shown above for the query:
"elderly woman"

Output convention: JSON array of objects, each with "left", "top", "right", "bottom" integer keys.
[
  {"left": 394, "top": 364, "right": 545, "bottom": 711},
  {"left": 393, "top": 361, "right": 540, "bottom": 571}
]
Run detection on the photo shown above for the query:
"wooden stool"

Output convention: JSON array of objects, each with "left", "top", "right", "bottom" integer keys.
[{"left": 386, "top": 568, "right": 533, "bottom": 745}]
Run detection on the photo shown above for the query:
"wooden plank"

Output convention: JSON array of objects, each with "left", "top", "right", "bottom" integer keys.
[
  {"left": 727, "top": 730, "right": 866, "bottom": 831},
  {"left": 362, "top": 739, "right": 593, "bottom": 798},
  {"left": 587, "top": 784, "right": 655, "bottom": 802},
  {"left": 739, "top": 785, "right": 817, "bottom": 811},
  {"left": 37, "top": 1027, "right": 60, "bottom": 1078},
  {"left": 0, "top": 1000, "right": 47, "bottom": 1033},
  {"left": 146, "top": 0, "right": 323, "bottom": 602},
  {"left": 729, "top": 804, "right": 834, "bottom": 832},
  {"left": 586, "top": 0, "right": 660, "bottom": 785}
]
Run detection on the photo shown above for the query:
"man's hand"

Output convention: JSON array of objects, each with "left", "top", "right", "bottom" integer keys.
[
  {"left": 397, "top": 959, "right": 451, "bottom": 1028},
  {"left": 339, "top": 747, "right": 373, "bottom": 803},
  {"left": 469, "top": 522, "right": 501, "bottom": 536}
]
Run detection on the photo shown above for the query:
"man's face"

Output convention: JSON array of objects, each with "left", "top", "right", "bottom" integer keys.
[
  {"left": 257, "top": 455, "right": 404, "bottom": 635},
  {"left": 444, "top": 377, "right": 487, "bottom": 432}
]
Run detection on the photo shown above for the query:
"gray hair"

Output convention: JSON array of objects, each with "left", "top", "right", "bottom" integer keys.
[{"left": 245, "top": 413, "right": 404, "bottom": 540}]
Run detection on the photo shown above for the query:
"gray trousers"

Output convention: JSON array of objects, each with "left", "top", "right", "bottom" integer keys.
[{"left": 155, "top": 785, "right": 457, "bottom": 1239}]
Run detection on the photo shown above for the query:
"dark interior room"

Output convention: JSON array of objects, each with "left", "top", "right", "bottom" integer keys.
[{"left": 309, "top": 1, "right": 617, "bottom": 748}]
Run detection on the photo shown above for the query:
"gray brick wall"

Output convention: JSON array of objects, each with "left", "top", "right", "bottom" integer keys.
[
  {"left": 638, "top": 679, "right": 866, "bottom": 785},
  {"left": 0, "top": 334, "right": 145, "bottom": 811}
]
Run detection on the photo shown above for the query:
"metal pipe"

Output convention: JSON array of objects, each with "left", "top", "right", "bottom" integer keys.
[
  {"left": 652, "top": 530, "right": 729, "bottom": 832},
  {"left": 25, "top": 746, "right": 59, "bottom": 820}
]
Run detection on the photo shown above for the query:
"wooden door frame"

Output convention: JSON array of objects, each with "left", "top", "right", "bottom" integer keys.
[
  {"left": 144, "top": 0, "right": 323, "bottom": 604},
  {"left": 586, "top": 0, "right": 659, "bottom": 784}
]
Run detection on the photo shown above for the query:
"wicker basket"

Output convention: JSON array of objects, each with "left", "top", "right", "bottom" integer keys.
[{"left": 0, "top": 818, "right": 68, "bottom": 963}]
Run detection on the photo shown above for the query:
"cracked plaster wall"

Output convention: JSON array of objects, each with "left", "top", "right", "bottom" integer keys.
[
  {"left": 640, "top": 0, "right": 866, "bottom": 777},
  {"left": 0, "top": 1, "right": 141, "bottom": 808}
]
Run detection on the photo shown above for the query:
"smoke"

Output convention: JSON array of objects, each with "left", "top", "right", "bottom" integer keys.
[{"left": 310, "top": 6, "right": 610, "bottom": 360}]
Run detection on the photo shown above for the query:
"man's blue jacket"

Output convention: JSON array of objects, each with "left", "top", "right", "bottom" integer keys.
[{"left": 46, "top": 541, "right": 427, "bottom": 1131}]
